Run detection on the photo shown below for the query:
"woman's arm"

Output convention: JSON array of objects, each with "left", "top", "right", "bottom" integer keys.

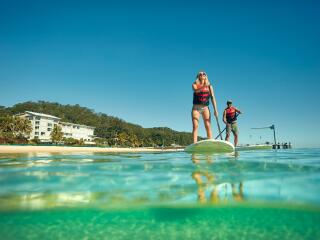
[{"left": 192, "top": 83, "right": 207, "bottom": 92}]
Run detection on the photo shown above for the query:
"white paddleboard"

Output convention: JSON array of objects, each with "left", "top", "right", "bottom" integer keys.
[
  {"left": 185, "top": 139, "right": 235, "bottom": 153},
  {"left": 235, "top": 144, "right": 273, "bottom": 151}
]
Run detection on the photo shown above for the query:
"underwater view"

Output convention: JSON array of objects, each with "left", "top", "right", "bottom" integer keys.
[{"left": 1, "top": 148, "right": 320, "bottom": 239}]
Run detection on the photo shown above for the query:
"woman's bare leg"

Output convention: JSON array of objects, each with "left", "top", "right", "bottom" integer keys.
[
  {"left": 202, "top": 107, "right": 212, "bottom": 139},
  {"left": 192, "top": 109, "right": 200, "bottom": 143}
]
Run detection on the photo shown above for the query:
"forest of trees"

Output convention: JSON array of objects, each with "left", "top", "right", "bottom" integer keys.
[{"left": 0, "top": 101, "right": 196, "bottom": 147}]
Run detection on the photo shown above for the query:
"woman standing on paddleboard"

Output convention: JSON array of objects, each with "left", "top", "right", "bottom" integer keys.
[{"left": 191, "top": 71, "right": 218, "bottom": 143}]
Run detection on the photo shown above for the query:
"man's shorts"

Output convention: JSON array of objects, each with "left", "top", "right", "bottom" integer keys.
[{"left": 226, "top": 122, "right": 238, "bottom": 135}]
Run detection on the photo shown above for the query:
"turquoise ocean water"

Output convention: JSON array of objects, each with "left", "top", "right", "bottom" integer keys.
[{"left": 0, "top": 148, "right": 320, "bottom": 239}]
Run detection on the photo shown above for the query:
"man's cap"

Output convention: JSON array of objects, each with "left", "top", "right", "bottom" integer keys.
[{"left": 227, "top": 100, "right": 232, "bottom": 104}]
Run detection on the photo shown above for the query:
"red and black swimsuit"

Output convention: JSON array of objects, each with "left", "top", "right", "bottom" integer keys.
[
  {"left": 193, "top": 86, "right": 211, "bottom": 106},
  {"left": 225, "top": 107, "right": 237, "bottom": 123}
]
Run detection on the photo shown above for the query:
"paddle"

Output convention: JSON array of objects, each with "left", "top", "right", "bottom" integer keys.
[
  {"left": 214, "top": 115, "right": 223, "bottom": 140},
  {"left": 208, "top": 85, "right": 223, "bottom": 140},
  {"left": 215, "top": 112, "right": 240, "bottom": 140}
]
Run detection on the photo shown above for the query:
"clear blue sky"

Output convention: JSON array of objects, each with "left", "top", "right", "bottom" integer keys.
[{"left": 0, "top": 0, "right": 319, "bottom": 147}]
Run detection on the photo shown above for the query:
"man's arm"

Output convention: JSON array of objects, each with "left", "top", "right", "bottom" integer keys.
[
  {"left": 223, "top": 110, "right": 227, "bottom": 124},
  {"left": 235, "top": 108, "right": 242, "bottom": 114}
]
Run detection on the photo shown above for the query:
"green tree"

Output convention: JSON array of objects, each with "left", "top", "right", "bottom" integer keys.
[
  {"left": 4, "top": 101, "right": 194, "bottom": 147},
  {"left": 13, "top": 116, "right": 32, "bottom": 138},
  {"left": 0, "top": 116, "right": 14, "bottom": 142},
  {"left": 0, "top": 106, "right": 9, "bottom": 117},
  {"left": 0, "top": 115, "right": 32, "bottom": 143},
  {"left": 78, "top": 138, "right": 85, "bottom": 146},
  {"left": 50, "top": 125, "right": 63, "bottom": 144},
  {"left": 118, "top": 132, "right": 128, "bottom": 146},
  {"left": 94, "top": 137, "right": 108, "bottom": 146},
  {"left": 63, "top": 137, "right": 79, "bottom": 145},
  {"left": 128, "top": 133, "right": 140, "bottom": 147}
]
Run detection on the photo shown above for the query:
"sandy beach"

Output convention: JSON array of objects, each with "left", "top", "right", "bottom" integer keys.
[{"left": 0, "top": 145, "right": 184, "bottom": 154}]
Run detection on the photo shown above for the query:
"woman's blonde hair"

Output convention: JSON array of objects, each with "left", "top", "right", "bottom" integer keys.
[{"left": 195, "top": 71, "right": 211, "bottom": 86}]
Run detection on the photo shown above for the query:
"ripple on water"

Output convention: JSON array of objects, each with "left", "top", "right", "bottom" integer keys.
[{"left": 0, "top": 149, "right": 320, "bottom": 209}]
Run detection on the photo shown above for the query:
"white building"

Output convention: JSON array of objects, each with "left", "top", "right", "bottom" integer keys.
[
  {"left": 17, "top": 111, "right": 95, "bottom": 144},
  {"left": 60, "top": 122, "right": 95, "bottom": 143},
  {"left": 17, "top": 111, "right": 60, "bottom": 142}
]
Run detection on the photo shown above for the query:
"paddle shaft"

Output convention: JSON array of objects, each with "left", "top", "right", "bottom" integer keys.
[
  {"left": 215, "top": 125, "right": 227, "bottom": 140},
  {"left": 214, "top": 115, "right": 223, "bottom": 140},
  {"left": 208, "top": 85, "right": 223, "bottom": 140}
]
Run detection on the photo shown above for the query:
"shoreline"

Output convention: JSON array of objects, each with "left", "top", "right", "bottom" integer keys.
[{"left": 0, "top": 145, "right": 184, "bottom": 154}]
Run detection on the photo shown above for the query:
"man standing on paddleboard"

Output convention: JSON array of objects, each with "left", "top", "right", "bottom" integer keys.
[
  {"left": 191, "top": 71, "right": 218, "bottom": 143},
  {"left": 223, "top": 100, "right": 242, "bottom": 146}
]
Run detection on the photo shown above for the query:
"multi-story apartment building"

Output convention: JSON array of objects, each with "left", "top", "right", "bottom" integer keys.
[
  {"left": 60, "top": 122, "right": 95, "bottom": 143},
  {"left": 17, "top": 111, "right": 60, "bottom": 142},
  {"left": 16, "top": 111, "right": 95, "bottom": 144}
]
